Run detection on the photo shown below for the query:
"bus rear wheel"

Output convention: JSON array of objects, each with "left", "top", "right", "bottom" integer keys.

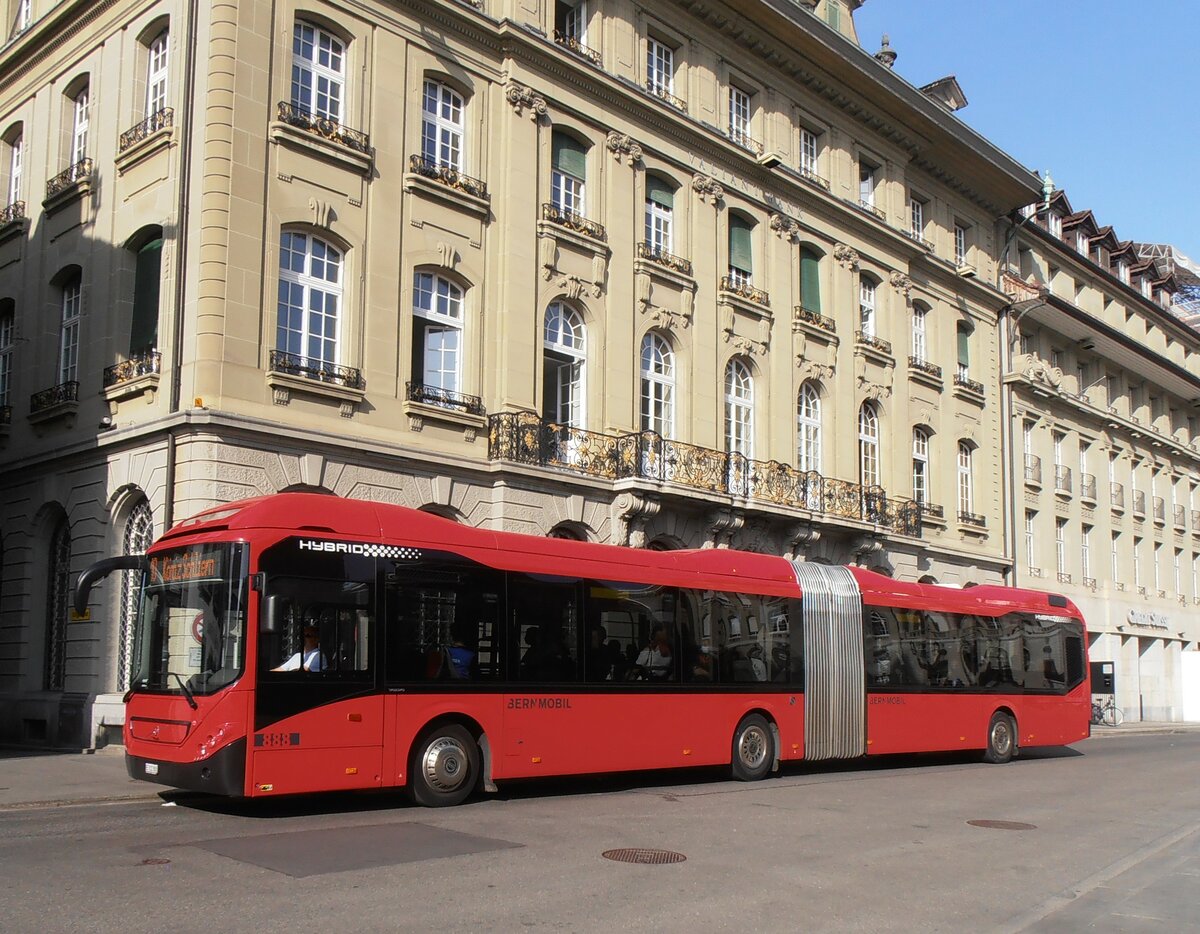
[
  {"left": 982, "top": 712, "right": 1016, "bottom": 764},
  {"left": 731, "top": 714, "right": 774, "bottom": 782},
  {"left": 408, "top": 724, "right": 480, "bottom": 807}
]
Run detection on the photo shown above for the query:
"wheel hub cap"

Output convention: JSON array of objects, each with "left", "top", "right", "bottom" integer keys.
[
  {"left": 422, "top": 737, "right": 468, "bottom": 792},
  {"left": 739, "top": 727, "right": 767, "bottom": 768}
]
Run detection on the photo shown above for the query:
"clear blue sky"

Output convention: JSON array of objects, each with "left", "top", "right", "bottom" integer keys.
[{"left": 854, "top": 0, "right": 1199, "bottom": 262}]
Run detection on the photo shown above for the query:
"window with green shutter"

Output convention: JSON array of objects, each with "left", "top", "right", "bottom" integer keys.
[
  {"left": 800, "top": 247, "right": 821, "bottom": 313},
  {"left": 729, "top": 216, "right": 753, "bottom": 274},
  {"left": 129, "top": 237, "right": 163, "bottom": 355},
  {"left": 551, "top": 131, "right": 587, "bottom": 180},
  {"left": 646, "top": 175, "right": 673, "bottom": 209}
]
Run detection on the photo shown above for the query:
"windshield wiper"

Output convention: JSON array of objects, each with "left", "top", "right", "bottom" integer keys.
[{"left": 166, "top": 671, "right": 199, "bottom": 710}]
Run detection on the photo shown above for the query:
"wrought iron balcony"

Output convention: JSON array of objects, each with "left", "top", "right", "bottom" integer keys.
[
  {"left": 0, "top": 200, "right": 25, "bottom": 227},
  {"left": 953, "top": 373, "right": 985, "bottom": 395},
  {"left": 1024, "top": 454, "right": 1042, "bottom": 485},
  {"left": 1137, "top": 585, "right": 1147, "bottom": 596},
  {"left": 46, "top": 159, "right": 94, "bottom": 198},
  {"left": 276, "top": 102, "right": 370, "bottom": 154},
  {"left": 406, "top": 380, "right": 484, "bottom": 416},
  {"left": 855, "top": 330, "right": 892, "bottom": 355},
  {"left": 856, "top": 199, "right": 885, "bottom": 221},
  {"left": 645, "top": 82, "right": 686, "bottom": 112},
  {"left": 30, "top": 381, "right": 79, "bottom": 413},
  {"left": 918, "top": 501, "right": 944, "bottom": 521},
  {"left": 488, "top": 412, "right": 921, "bottom": 536},
  {"left": 794, "top": 305, "right": 836, "bottom": 334},
  {"left": 103, "top": 351, "right": 161, "bottom": 388},
  {"left": 1027, "top": 567, "right": 1044, "bottom": 578},
  {"left": 1083, "top": 577, "right": 1097, "bottom": 590},
  {"left": 270, "top": 350, "right": 364, "bottom": 389},
  {"left": 1054, "top": 464, "right": 1072, "bottom": 494},
  {"left": 796, "top": 165, "right": 830, "bottom": 191},
  {"left": 908, "top": 356, "right": 942, "bottom": 379},
  {"left": 0, "top": 404, "right": 10, "bottom": 425},
  {"left": 542, "top": 202, "right": 606, "bottom": 240},
  {"left": 958, "top": 511, "right": 986, "bottom": 528},
  {"left": 1111, "top": 482, "right": 1124, "bottom": 509},
  {"left": 728, "top": 128, "right": 763, "bottom": 156},
  {"left": 1132, "top": 490, "right": 1146, "bottom": 517},
  {"left": 1114, "top": 582, "right": 1127, "bottom": 592},
  {"left": 552, "top": 30, "right": 601, "bottom": 65},
  {"left": 1157, "top": 589, "right": 1167, "bottom": 599},
  {"left": 902, "top": 228, "right": 933, "bottom": 250},
  {"left": 1173, "top": 504, "right": 1186, "bottom": 529},
  {"left": 1080, "top": 472, "right": 1097, "bottom": 501},
  {"left": 1152, "top": 496, "right": 1165, "bottom": 524},
  {"left": 719, "top": 276, "right": 769, "bottom": 307},
  {"left": 409, "top": 154, "right": 488, "bottom": 200},
  {"left": 1057, "top": 572, "right": 1072, "bottom": 585},
  {"left": 637, "top": 241, "right": 693, "bottom": 277},
  {"left": 118, "top": 107, "right": 173, "bottom": 152}
]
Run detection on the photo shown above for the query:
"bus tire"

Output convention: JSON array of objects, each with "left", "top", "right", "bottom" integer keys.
[
  {"left": 731, "top": 714, "right": 774, "bottom": 782},
  {"left": 408, "top": 724, "right": 480, "bottom": 807},
  {"left": 982, "top": 712, "right": 1016, "bottom": 764}
]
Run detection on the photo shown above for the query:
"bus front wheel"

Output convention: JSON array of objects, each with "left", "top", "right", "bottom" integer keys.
[
  {"left": 408, "top": 724, "right": 480, "bottom": 807},
  {"left": 731, "top": 713, "right": 774, "bottom": 782},
  {"left": 982, "top": 712, "right": 1016, "bottom": 764}
]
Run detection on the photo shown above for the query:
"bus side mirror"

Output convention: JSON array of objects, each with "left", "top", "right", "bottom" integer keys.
[
  {"left": 74, "top": 555, "right": 150, "bottom": 615},
  {"left": 262, "top": 594, "right": 283, "bottom": 633}
]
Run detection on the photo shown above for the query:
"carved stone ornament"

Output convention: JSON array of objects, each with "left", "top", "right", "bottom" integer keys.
[
  {"left": 705, "top": 507, "right": 745, "bottom": 550},
  {"left": 770, "top": 213, "right": 802, "bottom": 242},
  {"left": 555, "top": 274, "right": 591, "bottom": 301},
  {"left": 888, "top": 271, "right": 913, "bottom": 297},
  {"left": 505, "top": 82, "right": 547, "bottom": 121},
  {"left": 308, "top": 197, "right": 334, "bottom": 229},
  {"left": 1019, "top": 353, "right": 1063, "bottom": 388},
  {"left": 437, "top": 241, "right": 460, "bottom": 271},
  {"left": 795, "top": 358, "right": 834, "bottom": 382},
  {"left": 606, "top": 131, "right": 643, "bottom": 166},
  {"left": 692, "top": 174, "right": 724, "bottom": 205},
  {"left": 644, "top": 305, "right": 692, "bottom": 330},
  {"left": 616, "top": 492, "right": 661, "bottom": 547},
  {"left": 273, "top": 387, "right": 290, "bottom": 406},
  {"left": 857, "top": 376, "right": 892, "bottom": 400},
  {"left": 723, "top": 332, "right": 767, "bottom": 356},
  {"left": 833, "top": 243, "right": 860, "bottom": 270}
]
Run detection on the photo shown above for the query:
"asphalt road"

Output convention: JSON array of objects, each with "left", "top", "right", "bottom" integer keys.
[{"left": 2, "top": 734, "right": 1197, "bottom": 933}]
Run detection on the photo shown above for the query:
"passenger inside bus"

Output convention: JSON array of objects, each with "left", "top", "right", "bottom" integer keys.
[
  {"left": 632, "top": 625, "right": 673, "bottom": 680},
  {"left": 274, "top": 625, "right": 327, "bottom": 672}
]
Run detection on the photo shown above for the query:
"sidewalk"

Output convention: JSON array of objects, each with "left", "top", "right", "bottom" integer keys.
[{"left": 3, "top": 722, "right": 1199, "bottom": 809}]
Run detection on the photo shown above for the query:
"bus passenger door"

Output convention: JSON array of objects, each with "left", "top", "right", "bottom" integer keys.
[{"left": 252, "top": 545, "right": 383, "bottom": 796}]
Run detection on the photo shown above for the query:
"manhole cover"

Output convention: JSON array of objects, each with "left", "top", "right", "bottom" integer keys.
[
  {"left": 602, "top": 848, "right": 686, "bottom": 865},
  {"left": 140, "top": 858, "right": 171, "bottom": 866},
  {"left": 967, "top": 820, "right": 1037, "bottom": 831}
]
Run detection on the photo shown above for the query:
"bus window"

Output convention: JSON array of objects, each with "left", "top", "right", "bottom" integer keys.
[
  {"left": 586, "top": 581, "right": 678, "bottom": 683},
  {"left": 512, "top": 573, "right": 580, "bottom": 683},
  {"left": 864, "top": 606, "right": 901, "bottom": 687}
]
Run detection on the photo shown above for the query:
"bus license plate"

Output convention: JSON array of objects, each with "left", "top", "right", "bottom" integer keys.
[{"left": 145, "top": 762, "right": 159, "bottom": 775}]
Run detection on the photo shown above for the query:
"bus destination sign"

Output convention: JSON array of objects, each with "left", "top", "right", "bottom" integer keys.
[{"left": 149, "top": 547, "right": 225, "bottom": 585}]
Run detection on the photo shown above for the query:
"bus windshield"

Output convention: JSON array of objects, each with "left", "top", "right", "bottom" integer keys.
[{"left": 129, "top": 543, "right": 249, "bottom": 697}]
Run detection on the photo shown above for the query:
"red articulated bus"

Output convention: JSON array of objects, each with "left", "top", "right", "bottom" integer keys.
[{"left": 75, "top": 493, "right": 1090, "bottom": 807}]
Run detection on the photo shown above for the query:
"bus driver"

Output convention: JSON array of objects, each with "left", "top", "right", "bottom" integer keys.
[{"left": 274, "top": 625, "right": 327, "bottom": 672}]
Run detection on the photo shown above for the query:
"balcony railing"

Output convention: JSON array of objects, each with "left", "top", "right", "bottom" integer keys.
[
  {"left": 30, "top": 381, "right": 79, "bottom": 413},
  {"left": 487, "top": 411, "right": 922, "bottom": 536},
  {"left": 406, "top": 380, "right": 484, "bottom": 416},
  {"left": 0, "top": 200, "right": 26, "bottom": 227},
  {"left": 637, "top": 241, "right": 693, "bottom": 277},
  {"left": 1152, "top": 496, "right": 1165, "bottom": 524},
  {"left": 1057, "top": 572, "right": 1072, "bottom": 584},
  {"left": 1054, "top": 464, "right": 1072, "bottom": 494},
  {"left": 794, "top": 305, "right": 836, "bottom": 334},
  {"left": 409, "top": 154, "right": 488, "bottom": 200},
  {"left": 908, "top": 356, "right": 942, "bottom": 379},
  {"left": 118, "top": 107, "right": 173, "bottom": 152},
  {"left": 918, "top": 501, "right": 944, "bottom": 520},
  {"left": 46, "top": 159, "right": 94, "bottom": 198},
  {"left": 276, "top": 102, "right": 370, "bottom": 154},
  {"left": 1111, "top": 482, "right": 1124, "bottom": 509},
  {"left": 103, "top": 351, "right": 162, "bottom": 388},
  {"left": 1083, "top": 577, "right": 1097, "bottom": 590},
  {"left": 1173, "top": 504, "right": 1186, "bottom": 529},
  {"left": 1137, "top": 585, "right": 1147, "bottom": 596},
  {"left": 855, "top": 331, "right": 892, "bottom": 355},
  {"left": 719, "top": 276, "right": 770, "bottom": 307},
  {"left": 856, "top": 199, "right": 885, "bottom": 221},
  {"left": 1027, "top": 566, "right": 1044, "bottom": 578},
  {"left": 552, "top": 30, "right": 601, "bottom": 65},
  {"left": 795, "top": 165, "right": 830, "bottom": 191},
  {"left": 954, "top": 373, "right": 985, "bottom": 395},
  {"left": 902, "top": 228, "right": 933, "bottom": 250},
  {"left": 958, "top": 511, "right": 986, "bottom": 528},
  {"left": 1024, "top": 454, "right": 1042, "bottom": 485},
  {"left": 728, "top": 128, "right": 763, "bottom": 156},
  {"left": 269, "top": 350, "right": 364, "bottom": 390},
  {"left": 645, "top": 83, "right": 686, "bottom": 112},
  {"left": 1114, "top": 582, "right": 1127, "bottom": 592},
  {"left": 1132, "top": 490, "right": 1146, "bottom": 517},
  {"left": 542, "top": 202, "right": 606, "bottom": 240},
  {"left": 1080, "top": 472, "right": 1097, "bottom": 501}
]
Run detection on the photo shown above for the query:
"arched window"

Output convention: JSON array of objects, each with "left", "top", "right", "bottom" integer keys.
[
  {"left": 128, "top": 228, "right": 163, "bottom": 357},
  {"left": 859, "top": 275, "right": 877, "bottom": 338},
  {"left": 543, "top": 302, "right": 586, "bottom": 427},
  {"left": 277, "top": 231, "right": 342, "bottom": 367},
  {"left": 412, "top": 271, "right": 464, "bottom": 395},
  {"left": 119, "top": 500, "right": 154, "bottom": 691},
  {"left": 291, "top": 21, "right": 344, "bottom": 121},
  {"left": 912, "top": 427, "right": 930, "bottom": 504},
  {"left": 555, "top": 0, "right": 589, "bottom": 44},
  {"left": 59, "top": 271, "right": 82, "bottom": 385},
  {"left": 796, "top": 382, "right": 822, "bottom": 473},
  {"left": 3, "top": 126, "right": 21, "bottom": 207},
  {"left": 957, "top": 441, "right": 974, "bottom": 518},
  {"left": 70, "top": 84, "right": 89, "bottom": 165},
  {"left": 911, "top": 303, "right": 929, "bottom": 364},
  {"left": 728, "top": 214, "right": 754, "bottom": 287},
  {"left": 422, "top": 79, "right": 464, "bottom": 171},
  {"left": 45, "top": 516, "right": 71, "bottom": 691},
  {"left": 956, "top": 321, "right": 971, "bottom": 380},
  {"left": 644, "top": 175, "right": 674, "bottom": 255},
  {"left": 799, "top": 246, "right": 822, "bottom": 313},
  {"left": 858, "top": 402, "right": 880, "bottom": 488},
  {"left": 724, "top": 358, "right": 753, "bottom": 459},
  {"left": 640, "top": 332, "right": 674, "bottom": 438},
  {"left": 551, "top": 130, "right": 587, "bottom": 215},
  {"left": 0, "top": 301, "right": 13, "bottom": 411},
  {"left": 145, "top": 29, "right": 169, "bottom": 117}
]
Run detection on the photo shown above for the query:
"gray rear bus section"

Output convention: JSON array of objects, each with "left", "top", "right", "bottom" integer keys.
[{"left": 790, "top": 562, "right": 866, "bottom": 761}]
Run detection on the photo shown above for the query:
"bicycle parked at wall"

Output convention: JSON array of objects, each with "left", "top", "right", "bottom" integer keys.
[{"left": 1091, "top": 695, "right": 1122, "bottom": 727}]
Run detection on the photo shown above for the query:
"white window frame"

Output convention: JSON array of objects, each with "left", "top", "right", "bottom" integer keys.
[
  {"left": 859, "top": 404, "right": 880, "bottom": 488},
  {"left": 954, "top": 223, "right": 969, "bottom": 265},
  {"left": 724, "top": 358, "right": 754, "bottom": 460},
  {"left": 412, "top": 271, "right": 464, "bottom": 393},
  {"left": 640, "top": 332, "right": 675, "bottom": 438},
  {"left": 552, "top": 165, "right": 586, "bottom": 216},
  {"left": 59, "top": 277, "right": 81, "bottom": 384},
  {"left": 0, "top": 310, "right": 12, "bottom": 407},
  {"left": 798, "top": 126, "right": 819, "bottom": 176},
  {"left": 557, "top": 0, "right": 587, "bottom": 42},
  {"left": 911, "top": 305, "right": 927, "bottom": 362},
  {"left": 1025, "top": 510, "right": 1036, "bottom": 567},
  {"left": 1055, "top": 518, "right": 1067, "bottom": 575},
  {"left": 146, "top": 30, "right": 169, "bottom": 117},
  {"left": 796, "top": 382, "right": 821, "bottom": 474},
  {"left": 858, "top": 160, "right": 875, "bottom": 207},
  {"left": 291, "top": 21, "right": 344, "bottom": 122},
  {"left": 71, "top": 86, "right": 89, "bottom": 164},
  {"left": 646, "top": 37, "right": 674, "bottom": 98},
  {"left": 909, "top": 197, "right": 924, "bottom": 239},
  {"left": 912, "top": 428, "right": 929, "bottom": 504},
  {"left": 6, "top": 133, "right": 20, "bottom": 206},
  {"left": 1047, "top": 212, "right": 1062, "bottom": 238},
  {"left": 645, "top": 196, "right": 672, "bottom": 254},
  {"left": 728, "top": 85, "right": 752, "bottom": 146},
  {"left": 859, "top": 277, "right": 876, "bottom": 338},
  {"left": 14, "top": 0, "right": 30, "bottom": 34},
  {"left": 421, "top": 80, "right": 464, "bottom": 171},
  {"left": 276, "top": 231, "right": 343, "bottom": 367},
  {"left": 1133, "top": 536, "right": 1142, "bottom": 587},
  {"left": 543, "top": 302, "right": 586, "bottom": 428},
  {"left": 957, "top": 442, "right": 973, "bottom": 518}
]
